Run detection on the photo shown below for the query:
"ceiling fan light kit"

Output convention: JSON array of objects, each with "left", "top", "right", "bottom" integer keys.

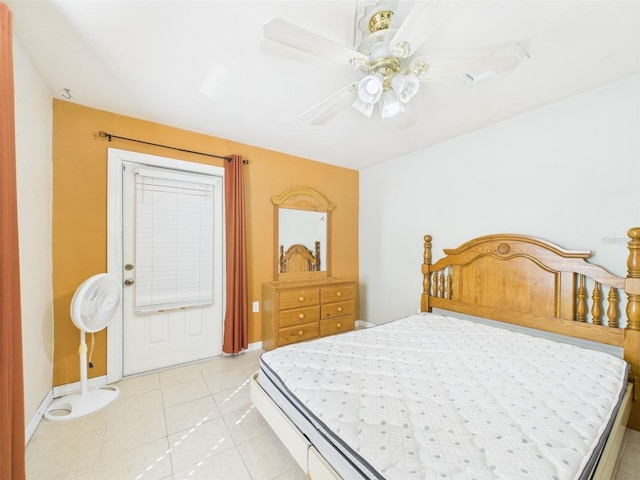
[
  {"left": 263, "top": 1, "right": 528, "bottom": 123},
  {"left": 351, "top": 8, "right": 421, "bottom": 119}
]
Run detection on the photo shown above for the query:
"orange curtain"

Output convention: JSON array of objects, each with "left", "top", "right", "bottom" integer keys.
[
  {"left": 0, "top": 3, "right": 26, "bottom": 479},
  {"left": 222, "top": 155, "right": 248, "bottom": 354}
]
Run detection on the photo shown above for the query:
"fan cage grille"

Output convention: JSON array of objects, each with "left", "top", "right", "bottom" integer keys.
[{"left": 70, "top": 274, "right": 121, "bottom": 333}]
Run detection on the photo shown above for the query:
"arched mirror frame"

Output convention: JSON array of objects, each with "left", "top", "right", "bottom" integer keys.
[{"left": 272, "top": 187, "right": 334, "bottom": 282}]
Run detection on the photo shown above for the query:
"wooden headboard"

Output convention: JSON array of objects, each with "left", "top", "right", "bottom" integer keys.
[
  {"left": 279, "top": 241, "right": 321, "bottom": 273},
  {"left": 421, "top": 228, "right": 640, "bottom": 429}
]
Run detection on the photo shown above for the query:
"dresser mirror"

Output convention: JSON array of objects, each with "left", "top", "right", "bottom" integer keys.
[{"left": 272, "top": 187, "right": 334, "bottom": 281}]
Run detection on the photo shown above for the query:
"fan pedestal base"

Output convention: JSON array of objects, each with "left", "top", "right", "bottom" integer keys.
[{"left": 44, "top": 385, "right": 119, "bottom": 422}]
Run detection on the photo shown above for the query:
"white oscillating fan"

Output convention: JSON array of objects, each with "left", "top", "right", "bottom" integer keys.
[{"left": 45, "top": 273, "right": 121, "bottom": 421}]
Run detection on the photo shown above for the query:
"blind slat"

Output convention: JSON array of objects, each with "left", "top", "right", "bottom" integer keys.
[{"left": 134, "top": 168, "right": 217, "bottom": 313}]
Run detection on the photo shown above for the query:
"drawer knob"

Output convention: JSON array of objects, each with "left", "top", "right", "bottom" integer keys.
[
  {"left": 336, "top": 291, "right": 342, "bottom": 297},
  {"left": 337, "top": 307, "right": 343, "bottom": 312},
  {"left": 337, "top": 323, "right": 342, "bottom": 328},
  {"left": 298, "top": 330, "right": 304, "bottom": 336},
  {"left": 298, "top": 296, "right": 305, "bottom": 302},
  {"left": 298, "top": 313, "right": 305, "bottom": 319}
]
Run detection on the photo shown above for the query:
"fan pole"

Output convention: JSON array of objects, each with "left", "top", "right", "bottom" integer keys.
[{"left": 79, "top": 330, "right": 88, "bottom": 396}]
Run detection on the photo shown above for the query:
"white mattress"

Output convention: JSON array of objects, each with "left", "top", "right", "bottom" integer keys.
[{"left": 258, "top": 313, "right": 628, "bottom": 480}]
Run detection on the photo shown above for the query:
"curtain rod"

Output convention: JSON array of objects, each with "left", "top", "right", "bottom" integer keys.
[{"left": 98, "top": 130, "right": 249, "bottom": 164}]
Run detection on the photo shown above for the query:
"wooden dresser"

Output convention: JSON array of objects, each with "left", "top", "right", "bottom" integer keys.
[{"left": 261, "top": 279, "right": 356, "bottom": 351}]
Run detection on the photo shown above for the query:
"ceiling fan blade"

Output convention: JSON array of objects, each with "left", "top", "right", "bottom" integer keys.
[
  {"left": 299, "top": 83, "right": 358, "bottom": 125},
  {"left": 389, "top": 2, "right": 451, "bottom": 58},
  {"left": 413, "top": 43, "right": 529, "bottom": 84},
  {"left": 263, "top": 18, "right": 368, "bottom": 68}
]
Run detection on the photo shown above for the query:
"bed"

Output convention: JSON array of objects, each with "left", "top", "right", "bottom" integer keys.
[{"left": 251, "top": 229, "right": 640, "bottom": 479}]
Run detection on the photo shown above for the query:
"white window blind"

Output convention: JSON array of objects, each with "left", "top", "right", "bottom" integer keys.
[{"left": 134, "top": 167, "right": 219, "bottom": 313}]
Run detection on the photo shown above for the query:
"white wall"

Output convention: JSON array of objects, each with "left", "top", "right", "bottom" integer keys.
[
  {"left": 360, "top": 74, "right": 640, "bottom": 325},
  {"left": 13, "top": 35, "right": 54, "bottom": 437}
]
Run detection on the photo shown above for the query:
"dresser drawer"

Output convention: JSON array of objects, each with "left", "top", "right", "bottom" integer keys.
[
  {"left": 320, "top": 316, "right": 355, "bottom": 337},
  {"left": 262, "top": 279, "right": 357, "bottom": 351},
  {"left": 279, "top": 306, "right": 320, "bottom": 328},
  {"left": 321, "top": 300, "right": 354, "bottom": 320},
  {"left": 278, "top": 323, "right": 320, "bottom": 346},
  {"left": 279, "top": 289, "right": 320, "bottom": 310},
  {"left": 321, "top": 285, "right": 354, "bottom": 303}
]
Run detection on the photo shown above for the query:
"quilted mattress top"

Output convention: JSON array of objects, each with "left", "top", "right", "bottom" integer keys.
[{"left": 260, "top": 313, "right": 628, "bottom": 480}]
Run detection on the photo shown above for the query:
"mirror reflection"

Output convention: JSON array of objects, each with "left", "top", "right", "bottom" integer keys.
[
  {"left": 272, "top": 187, "right": 333, "bottom": 281},
  {"left": 278, "top": 209, "right": 327, "bottom": 273}
]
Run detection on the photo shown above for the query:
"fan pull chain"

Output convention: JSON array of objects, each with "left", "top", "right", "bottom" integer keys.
[{"left": 88, "top": 332, "right": 95, "bottom": 369}]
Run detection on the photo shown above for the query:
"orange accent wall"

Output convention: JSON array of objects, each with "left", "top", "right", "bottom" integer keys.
[{"left": 52, "top": 100, "right": 359, "bottom": 386}]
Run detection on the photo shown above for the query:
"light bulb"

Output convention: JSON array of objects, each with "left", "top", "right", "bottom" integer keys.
[
  {"left": 357, "top": 75, "right": 383, "bottom": 104},
  {"left": 366, "top": 81, "right": 379, "bottom": 95}
]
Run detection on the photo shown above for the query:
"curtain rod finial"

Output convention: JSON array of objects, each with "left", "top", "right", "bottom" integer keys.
[{"left": 98, "top": 131, "right": 112, "bottom": 142}]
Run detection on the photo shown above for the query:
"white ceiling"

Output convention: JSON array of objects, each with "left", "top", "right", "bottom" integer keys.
[{"left": 7, "top": 0, "right": 640, "bottom": 170}]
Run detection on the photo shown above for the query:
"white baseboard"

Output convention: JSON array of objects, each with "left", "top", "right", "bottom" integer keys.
[
  {"left": 357, "top": 320, "right": 375, "bottom": 329},
  {"left": 52, "top": 375, "right": 108, "bottom": 399},
  {"left": 223, "top": 340, "right": 263, "bottom": 356},
  {"left": 26, "top": 376, "right": 108, "bottom": 444},
  {"left": 25, "top": 390, "right": 53, "bottom": 444}
]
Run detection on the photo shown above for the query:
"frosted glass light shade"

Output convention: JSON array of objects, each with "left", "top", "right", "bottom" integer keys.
[
  {"left": 357, "top": 75, "right": 384, "bottom": 104},
  {"left": 352, "top": 98, "right": 375, "bottom": 117},
  {"left": 391, "top": 74, "right": 420, "bottom": 103},
  {"left": 380, "top": 90, "right": 404, "bottom": 118}
]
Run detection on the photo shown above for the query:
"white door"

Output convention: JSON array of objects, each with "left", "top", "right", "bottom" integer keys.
[{"left": 121, "top": 162, "right": 223, "bottom": 376}]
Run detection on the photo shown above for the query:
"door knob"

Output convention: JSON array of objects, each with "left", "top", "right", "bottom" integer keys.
[{"left": 124, "top": 278, "right": 135, "bottom": 286}]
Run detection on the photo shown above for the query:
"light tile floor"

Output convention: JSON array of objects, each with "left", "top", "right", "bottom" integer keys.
[
  {"left": 26, "top": 349, "right": 640, "bottom": 479},
  {"left": 26, "top": 349, "right": 304, "bottom": 480}
]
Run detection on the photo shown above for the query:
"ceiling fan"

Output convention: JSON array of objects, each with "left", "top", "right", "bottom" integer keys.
[{"left": 263, "top": 1, "right": 529, "bottom": 124}]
